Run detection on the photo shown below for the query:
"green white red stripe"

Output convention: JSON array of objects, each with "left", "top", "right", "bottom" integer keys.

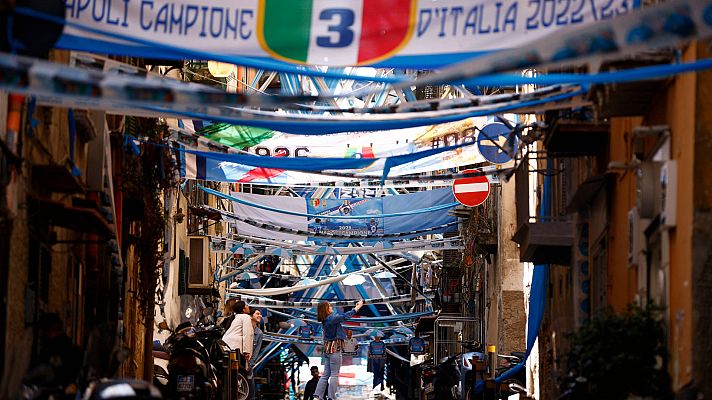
[{"left": 259, "top": 0, "right": 414, "bottom": 65}]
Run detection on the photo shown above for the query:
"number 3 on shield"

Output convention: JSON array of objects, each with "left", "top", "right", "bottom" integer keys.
[{"left": 317, "top": 8, "right": 355, "bottom": 48}]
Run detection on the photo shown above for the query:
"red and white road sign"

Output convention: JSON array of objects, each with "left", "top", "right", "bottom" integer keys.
[{"left": 452, "top": 169, "right": 490, "bottom": 207}]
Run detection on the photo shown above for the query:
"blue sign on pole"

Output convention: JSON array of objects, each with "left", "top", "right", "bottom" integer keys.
[{"left": 477, "top": 122, "right": 516, "bottom": 164}]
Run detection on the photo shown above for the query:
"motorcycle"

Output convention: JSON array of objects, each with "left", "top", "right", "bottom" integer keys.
[
  {"left": 162, "top": 322, "right": 218, "bottom": 400},
  {"left": 82, "top": 379, "right": 163, "bottom": 400},
  {"left": 433, "top": 355, "right": 462, "bottom": 400},
  {"left": 158, "top": 320, "right": 251, "bottom": 400},
  {"left": 495, "top": 352, "right": 527, "bottom": 399},
  {"left": 418, "top": 362, "right": 438, "bottom": 400}
]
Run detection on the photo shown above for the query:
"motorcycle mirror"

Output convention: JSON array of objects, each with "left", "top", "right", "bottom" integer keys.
[{"left": 158, "top": 321, "right": 169, "bottom": 331}]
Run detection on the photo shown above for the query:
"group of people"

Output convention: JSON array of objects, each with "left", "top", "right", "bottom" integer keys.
[
  {"left": 222, "top": 297, "right": 387, "bottom": 400},
  {"left": 220, "top": 299, "right": 264, "bottom": 399}
]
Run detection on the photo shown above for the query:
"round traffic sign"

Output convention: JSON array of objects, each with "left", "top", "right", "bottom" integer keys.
[
  {"left": 477, "top": 122, "right": 516, "bottom": 164},
  {"left": 453, "top": 169, "right": 490, "bottom": 207}
]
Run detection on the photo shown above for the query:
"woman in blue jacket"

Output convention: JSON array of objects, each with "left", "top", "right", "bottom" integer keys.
[{"left": 314, "top": 299, "right": 364, "bottom": 400}]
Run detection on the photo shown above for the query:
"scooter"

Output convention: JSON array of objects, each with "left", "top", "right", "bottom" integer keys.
[
  {"left": 159, "top": 320, "right": 250, "bottom": 400},
  {"left": 418, "top": 362, "right": 438, "bottom": 400},
  {"left": 433, "top": 355, "right": 462, "bottom": 400},
  {"left": 495, "top": 352, "right": 527, "bottom": 399},
  {"left": 82, "top": 379, "right": 163, "bottom": 400},
  {"left": 162, "top": 322, "right": 218, "bottom": 400}
]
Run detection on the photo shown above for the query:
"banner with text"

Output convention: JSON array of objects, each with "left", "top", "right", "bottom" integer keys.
[
  {"left": 59, "top": 0, "right": 636, "bottom": 67},
  {"left": 177, "top": 117, "right": 508, "bottom": 183}
]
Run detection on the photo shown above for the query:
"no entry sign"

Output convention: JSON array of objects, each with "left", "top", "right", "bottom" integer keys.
[{"left": 453, "top": 169, "right": 490, "bottom": 207}]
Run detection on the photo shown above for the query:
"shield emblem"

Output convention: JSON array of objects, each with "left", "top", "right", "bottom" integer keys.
[{"left": 257, "top": 0, "right": 417, "bottom": 66}]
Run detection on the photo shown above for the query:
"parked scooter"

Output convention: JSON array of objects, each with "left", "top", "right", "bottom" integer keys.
[
  {"left": 419, "top": 362, "right": 438, "bottom": 400},
  {"left": 82, "top": 379, "right": 163, "bottom": 400},
  {"left": 495, "top": 352, "right": 527, "bottom": 399},
  {"left": 162, "top": 322, "right": 218, "bottom": 400},
  {"left": 157, "top": 319, "right": 250, "bottom": 400},
  {"left": 152, "top": 340, "right": 170, "bottom": 394},
  {"left": 433, "top": 355, "right": 462, "bottom": 400}
]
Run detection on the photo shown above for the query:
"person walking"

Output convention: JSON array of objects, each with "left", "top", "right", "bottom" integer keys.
[
  {"left": 248, "top": 308, "right": 263, "bottom": 400},
  {"left": 314, "top": 299, "right": 364, "bottom": 400},
  {"left": 303, "top": 366, "right": 320, "bottom": 400},
  {"left": 222, "top": 300, "right": 254, "bottom": 362}
]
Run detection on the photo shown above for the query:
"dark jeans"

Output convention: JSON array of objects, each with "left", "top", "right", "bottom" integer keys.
[{"left": 248, "top": 368, "right": 256, "bottom": 400}]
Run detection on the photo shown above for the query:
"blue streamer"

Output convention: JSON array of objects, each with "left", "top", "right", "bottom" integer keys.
[
  {"left": 141, "top": 88, "right": 586, "bottom": 134},
  {"left": 66, "top": 109, "right": 82, "bottom": 177},
  {"left": 281, "top": 309, "right": 434, "bottom": 323},
  {"left": 197, "top": 184, "right": 457, "bottom": 219},
  {"left": 160, "top": 135, "right": 479, "bottom": 173},
  {"left": 14, "top": 6, "right": 404, "bottom": 84},
  {"left": 474, "top": 264, "right": 549, "bottom": 394},
  {"left": 459, "top": 58, "right": 712, "bottom": 87}
]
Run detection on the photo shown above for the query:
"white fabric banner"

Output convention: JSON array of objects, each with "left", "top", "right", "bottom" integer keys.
[
  {"left": 230, "top": 192, "right": 306, "bottom": 241},
  {"left": 58, "top": 0, "right": 634, "bottom": 67}
]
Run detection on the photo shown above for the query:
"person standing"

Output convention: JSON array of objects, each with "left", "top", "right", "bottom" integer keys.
[
  {"left": 248, "top": 309, "right": 263, "bottom": 400},
  {"left": 303, "top": 366, "right": 320, "bottom": 400},
  {"left": 219, "top": 298, "right": 237, "bottom": 331},
  {"left": 369, "top": 335, "right": 387, "bottom": 391},
  {"left": 341, "top": 330, "right": 359, "bottom": 366},
  {"left": 222, "top": 300, "right": 254, "bottom": 362},
  {"left": 314, "top": 299, "right": 364, "bottom": 400}
]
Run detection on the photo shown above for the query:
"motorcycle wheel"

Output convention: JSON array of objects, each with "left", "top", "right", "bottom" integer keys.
[{"left": 234, "top": 373, "right": 250, "bottom": 400}]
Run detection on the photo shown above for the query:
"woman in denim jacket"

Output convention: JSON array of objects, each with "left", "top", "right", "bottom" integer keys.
[{"left": 314, "top": 299, "right": 364, "bottom": 400}]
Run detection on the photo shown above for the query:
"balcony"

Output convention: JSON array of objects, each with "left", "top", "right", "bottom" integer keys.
[
  {"left": 512, "top": 217, "right": 573, "bottom": 265},
  {"left": 590, "top": 50, "right": 676, "bottom": 118},
  {"left": 544, "top": 119, "right": 609, "bottom": 157},
  {"left": 32, "top": 163, "right": 85, "bottom": 194},
  {"left": 512, "top": 154, "right": 573, "bottom": 265}
]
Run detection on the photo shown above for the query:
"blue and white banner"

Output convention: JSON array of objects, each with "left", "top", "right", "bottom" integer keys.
[
  {"left": 228, "top": 188, "right": 457, "bottom": 240},
  {"left": 307, "top": 198, "right": 384, "bottom": 236},
  {"left": 56, "top": 0, "right": 636, "bottom": 68}
]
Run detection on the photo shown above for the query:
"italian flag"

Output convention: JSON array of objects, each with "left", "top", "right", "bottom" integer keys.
[{"left": 258, "top": 0, "right": 415, "bottom": 66}]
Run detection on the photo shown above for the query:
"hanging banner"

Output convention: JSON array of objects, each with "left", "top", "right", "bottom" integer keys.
[
  {"left": 307, "top": 198, "right": 384, "bottom": 236},
  {"left": 226, "top": 188, "right": 457, "bottom": 240},
  {"left": 57, "top": 0, "right": 635, "bottom": 68},
  {"left": 176, "top": 117, "right": 497, "bottom": 183}
]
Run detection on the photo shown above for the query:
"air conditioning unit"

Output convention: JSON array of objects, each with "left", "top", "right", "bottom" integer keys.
[
  {"left": 627, "top": 208, "right": 648, "bottom": 267},
  {"left": 660, "top": 160, "right": 677, "bottom": 228},
  {"left": 188, "top": 236, "right": 211, "bottom": 291},
  {"left": 637, "top": 161, "right": 662, "bottom": 219}
]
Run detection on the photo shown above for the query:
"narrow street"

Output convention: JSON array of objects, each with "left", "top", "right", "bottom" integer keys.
[{"left": 1, "top": 1, "right": 712, "bottom": 399}]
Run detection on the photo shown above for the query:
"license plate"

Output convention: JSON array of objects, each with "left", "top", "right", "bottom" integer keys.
[{"left": 177, "top": 375, "right": 195, "bottom": 392}]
